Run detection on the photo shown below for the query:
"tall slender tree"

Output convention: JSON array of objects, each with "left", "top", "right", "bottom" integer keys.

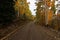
[{"left": 36, "top": 0, "right": 45, "bottom": 25}]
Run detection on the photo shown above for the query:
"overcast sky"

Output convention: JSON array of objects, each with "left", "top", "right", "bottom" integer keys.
[
  {"left": 27, "top": 0, "right": 57, "bottom": 15},
  {"left": 27, "top": 0, "right": 36, "bottom": 15}
]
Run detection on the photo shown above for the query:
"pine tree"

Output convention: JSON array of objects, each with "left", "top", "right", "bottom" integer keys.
[{"left": 0, "top": 0, "right": 16, "bottom": 25}]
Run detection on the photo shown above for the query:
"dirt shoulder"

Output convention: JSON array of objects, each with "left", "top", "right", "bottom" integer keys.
[{"left": 0, "top": 19, "right": 29, "bottom": 40}]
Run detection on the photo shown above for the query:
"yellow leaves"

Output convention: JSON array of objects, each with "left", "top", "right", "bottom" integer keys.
[
  {"left": 14, "top": 0, "right": 26, "bottom": 15},
  {"left": 19, "top": 6, "right": 25, "bottom": 14},
  {"left": 48, "top": 10, "right": 53, "bottom": 22},
  {"left": 14, "top": 1, "right": 20, "bottom": 11},
  {"left": 46, "top": 0, "right": 54, "bottom": 7},
  {"left": 15, "top": 1, "right": 19, "bottom": 7},
  {"left": 26, "top": 13, "right": 30, "bottom": 16},
  {"left": 46, "top": 2, "right": 51, "bottom": 7}
]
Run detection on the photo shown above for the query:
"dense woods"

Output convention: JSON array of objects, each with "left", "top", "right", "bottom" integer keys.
[
  {"left": 0, "top": 0, "right": 33, "bottom": 28},
  {"left": 0, "top": 0, "right": 60, "bottom": 40},
  {"left": 0, "top": 0, "right": 16, "bottom": 26},
  {"left": 0, "top": 0, "right": 60, "bottom": 31},
  {"left": 35, "top": 0, "right": 60, "bottom": 31},
  {"left": 14, "top": 0, "right": 33, "bottom": 21},
  {"left": 36, "top": 1, "right": 45, "bottom": 25}
]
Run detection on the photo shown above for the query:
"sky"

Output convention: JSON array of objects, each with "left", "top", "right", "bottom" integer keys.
[
  {"left": 55, "top": 1, "right": 58, "bottom": 5},
  {"left": 27, "top": 0, "right": 58, "bottom": 15},
  {"left": 27, "top": 0, "right": 37, "bottom": 15}
]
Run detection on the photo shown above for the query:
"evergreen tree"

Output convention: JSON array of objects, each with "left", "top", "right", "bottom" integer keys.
[{"left": 0, "top": 0, "right": 16, "bottom": 25}]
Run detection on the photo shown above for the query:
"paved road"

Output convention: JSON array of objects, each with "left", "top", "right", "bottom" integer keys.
[{"left": 9, "top": 22, "right": 58, "bottom": 40}]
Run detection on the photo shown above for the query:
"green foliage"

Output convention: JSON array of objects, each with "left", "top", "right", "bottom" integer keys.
[{"left": 51, "top": 5, "right": 56, "bottom": 14}]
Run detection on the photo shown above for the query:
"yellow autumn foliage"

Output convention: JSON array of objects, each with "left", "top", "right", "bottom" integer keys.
[
  {"left": 14, "top": 1, "right": 19, "bottom": 11},
  {"left": 48, "top": 10, "right": 53, "bottom": 22}
]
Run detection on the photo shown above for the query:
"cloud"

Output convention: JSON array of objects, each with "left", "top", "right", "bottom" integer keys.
[{"left": 27, "top": 0, "right": 36, "bottom": 15}]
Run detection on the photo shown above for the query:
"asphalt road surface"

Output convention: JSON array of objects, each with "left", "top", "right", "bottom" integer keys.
[{"left": 8, "top": 22, "right": 58, "bottom": 40}]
